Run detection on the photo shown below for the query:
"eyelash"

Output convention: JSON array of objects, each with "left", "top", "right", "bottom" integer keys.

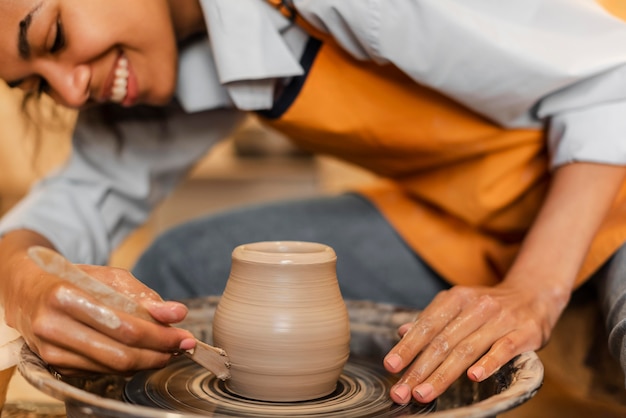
[
  {"left": 50, "top": 19, "right": 65, "bottom": 53},
  {"left": 37, "top": 19, "right": 65, "bottom": 96}
]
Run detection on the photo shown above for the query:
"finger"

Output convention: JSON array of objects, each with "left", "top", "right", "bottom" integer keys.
[
  {"left": 384, "top": 289, "right": 467, "bottom": 374},
  {"left": 109, "top": 309, "right": 194, "bottom": 352},
  {"left": 78, "top": 265, "right": 163, "bottom": 303},
  {"left": 390, "top": 324, "right": 487, "bottom": 404},
  {"left": 468, "top": 330, "right": 539, "bottom": 382},
  {"left": 403, "top": 326, "right": 502, "bottom": 404},
  {"left": 58, "top": 270, "right": 190, "bottom": 326},
  {"left": 392, "top": 309, "right": 489, "bottom": 398},
  {"left": 406, "top": 293, "right": 503, "bottom": 383},
  {"left": 43, "top": 346, "right": 172, "bottom": 375},
  {"left": 397, "top": 322, "right": 412, "bottom": 337},
  {"left": 49, "top": 285, "right": 192, "bottom": 352},
  {"left": 143, "top": 299, "right": 189, "bottom": 324},
  {"left": 410, "top": 323, "right": 540, "bottom": 403},
  {"left": 34, "top": 318, "right": 175, "bottom": 373}
]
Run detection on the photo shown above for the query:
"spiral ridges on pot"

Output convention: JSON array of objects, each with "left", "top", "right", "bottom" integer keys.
[{"left": 213, "top": 241, "right": 351, "bottom": 402}]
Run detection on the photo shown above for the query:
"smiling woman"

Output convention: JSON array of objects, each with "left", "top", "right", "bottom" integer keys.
[
  {"left": 1, "top": 0, "right": 626, "bottom": 413},
  {"left": 0, "top": 0, "right": 185, "bottom": 108}
]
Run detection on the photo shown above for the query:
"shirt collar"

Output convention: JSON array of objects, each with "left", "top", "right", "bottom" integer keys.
[{"left": 176, "top": 0, "right": 306, "bottom": 113}]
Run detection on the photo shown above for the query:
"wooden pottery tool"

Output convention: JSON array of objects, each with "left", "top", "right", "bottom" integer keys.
[{"left": 27, "top": 246, "right": 231, "bottom": 380}]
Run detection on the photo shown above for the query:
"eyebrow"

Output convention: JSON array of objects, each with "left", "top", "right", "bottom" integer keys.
[{"left": 18, "top": 3, "right": 43, "bottom": 60}]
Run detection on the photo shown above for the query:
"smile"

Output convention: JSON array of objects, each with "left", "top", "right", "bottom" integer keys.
[{"left": 109, "top": 55, "right": 129, "bottom": 103}]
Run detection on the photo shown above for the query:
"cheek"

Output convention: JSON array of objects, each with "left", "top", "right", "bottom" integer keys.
[
  {"left": 124, "top": 4, "right": 178, "bottom": 104},
  {"left": 64, "top": 0, "right": 179, "bottom": 105},
  {"left": 142, "top": 44, "right": 178, "bottom": 105}
]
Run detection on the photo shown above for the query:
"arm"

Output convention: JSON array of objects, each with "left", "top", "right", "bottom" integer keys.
[
  {"left": 384, "top": 161, "right": 626, "bottom": 404},
  {"left": 0, "top": 104, "right": 243, "bottom": 265},
  {"left": 0, "top": 104, "right": 244, "bottom": 374}
]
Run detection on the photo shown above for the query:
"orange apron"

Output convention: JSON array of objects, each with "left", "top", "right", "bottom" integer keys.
[{"left": 258, "top": 1, "right": 626, "bottom": 287}]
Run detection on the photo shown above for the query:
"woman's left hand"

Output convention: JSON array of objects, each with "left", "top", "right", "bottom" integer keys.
[
  {"left": 383, "top": 281, "right": 565, "bottom": 404},
  {"left": 384, "top": 163, "right": 626, "bottom": 404}
]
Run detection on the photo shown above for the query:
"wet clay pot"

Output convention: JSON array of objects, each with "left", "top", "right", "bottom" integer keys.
[{"left": 212, "top": 241, "right": 351, "bottom": 402}]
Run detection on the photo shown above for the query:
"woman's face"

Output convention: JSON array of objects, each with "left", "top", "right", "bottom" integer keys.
[{"left": 0, "top": 0, "right": 178, "bottom": 108}]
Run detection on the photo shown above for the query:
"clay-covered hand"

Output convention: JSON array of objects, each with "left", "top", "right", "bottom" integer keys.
[
  {"left": 383, "top": 282, "right": 565, "bottom": 404},
  {"left": 3, "top": 257, "right": 196, "bottom": 376}
]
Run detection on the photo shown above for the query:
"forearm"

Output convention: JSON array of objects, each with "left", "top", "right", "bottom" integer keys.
[
  {"left": 0, "top": 229, "right": 55, "bottom": 308},
  {"left": 384, "top": 162, "right": 626, "bottom": 404},
  {"left": 504, "top": 162, "right": 626, "bottom": 308}
]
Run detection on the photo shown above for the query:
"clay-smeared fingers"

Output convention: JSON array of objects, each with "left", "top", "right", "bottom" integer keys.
[
  {"left": 410, "top": 326, "right": 539, "bottom": 403},
  {"left": 78, "top": 265, "right": 162, "bottom": 302},
  {"left": 143, "top": 299, "right": 189, "bottom": 324},
  {"left": 390, "top": 311, "right": 488, "bottom": 401},
  {"left": 408, "top": 330, "right": 493, "bottom": 403},
  {"left": 30, "top": 317, "right": 176, "bottom": 374},
  {"left": 388, "top": 319, "right": 489, "bottom": 404},
  {"left": 414, "top": 292, "right": 506, "bottom": 369},
  {"left": 48, "top": 285, "right": 193, "bottom": 353},
  {"left": 76, "top": 265, "right": 190, "bottom": 325},
  {"left": 383, "top": 289, "right": 467, "bottom": 375}
]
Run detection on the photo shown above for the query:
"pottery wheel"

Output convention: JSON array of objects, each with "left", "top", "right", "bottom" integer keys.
[
  {"left": 17, "top": 299, "right": 543, "bottom": 418},
  {"left": 123, "top": 356, "right": 434, "bottom": 417}
]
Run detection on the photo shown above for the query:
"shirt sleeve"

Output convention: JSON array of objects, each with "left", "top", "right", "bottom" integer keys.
[
  {"left": 537, "top": 64, "right": 626, "bottom": 168},
  {"left": 544, "top": 99, "right": 626, "bottom": 169},
  {"left": 293, "top": 0, "right": 626, "bottom": 167},
  {"left": 0, "top": 103, "right": 244, "bottom": 265},
  {"left": 293, "top": 0, "right": 626, "bottom": 128}
]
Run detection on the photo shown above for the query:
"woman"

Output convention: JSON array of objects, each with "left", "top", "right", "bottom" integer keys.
[{"left": 1, "top": 0, "right": 626, "bottom": 406}]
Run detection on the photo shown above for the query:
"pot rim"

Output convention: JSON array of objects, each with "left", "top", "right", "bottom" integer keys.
[{"left": 232, "top": 241, "right": 336, "bottom": 265}]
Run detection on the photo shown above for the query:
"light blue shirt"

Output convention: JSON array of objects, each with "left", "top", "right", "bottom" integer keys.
[{"left": 2, "top": 0, "right": 626, "bottom": 265}]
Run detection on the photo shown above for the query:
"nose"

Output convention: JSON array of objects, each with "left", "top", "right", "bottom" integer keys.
[{"left": 40, "top": 63, "right": 91, "bottom": 109}]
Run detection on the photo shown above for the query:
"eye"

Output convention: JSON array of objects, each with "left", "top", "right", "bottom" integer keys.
[{"left": 49, "top": 19, "right": 65, "bottom": 53}]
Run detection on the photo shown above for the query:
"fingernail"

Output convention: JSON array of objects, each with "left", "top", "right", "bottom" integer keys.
[
  {"left": 470, "top": 366, "right": 485, "bottom": 381},
  {"left": 393, "top": 383, "right": 411, "bottom": 403},
  {"left": 148, "top": 301, "right": 187, "bottom": 322},
  {"left": 385, "top": 354, "right": 402, "bottom": 370},
  {"left": 414, "top": 383, "right": 434, "bottom": 401},
  {"left": 179, "top": 338, "right": 196, "bottom": 351}
]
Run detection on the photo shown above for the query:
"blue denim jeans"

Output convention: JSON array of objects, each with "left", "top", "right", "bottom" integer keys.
[
  {"left": 594, "top": 245, "right": 626, "bottom": 386},
  {"left": 132, "top": 193, "right": 449, "bottom": 309},
  {"left": 133, "top": 193, "right": 626, "bottom": 386}
]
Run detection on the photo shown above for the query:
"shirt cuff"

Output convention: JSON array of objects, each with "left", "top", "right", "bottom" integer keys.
[{"left": 548, "top": 99, "right": 626, "bottom": 169}]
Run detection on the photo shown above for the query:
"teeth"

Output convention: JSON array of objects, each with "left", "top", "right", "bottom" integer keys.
[
  {"left": 110, "top": 56, "right": 129, "bottom": 103},
  {"left": 115, "top": 68, "right": 129, "bottom": 78}
]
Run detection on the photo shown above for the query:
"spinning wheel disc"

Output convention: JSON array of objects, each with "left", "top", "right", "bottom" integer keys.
[
  {"left": 17, "top": 299, "right": 543, "bottom": 418},
  {"left": 124, "top": 356, "right": 434, "bottom": 417}
]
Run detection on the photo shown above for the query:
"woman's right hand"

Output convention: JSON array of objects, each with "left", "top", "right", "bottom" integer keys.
[{"left": 0, "top": 230, "right": 196, "bottom": 376}]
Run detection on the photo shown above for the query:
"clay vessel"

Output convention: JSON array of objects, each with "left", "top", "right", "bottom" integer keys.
[{"left": 212, "top": 241, "right": 350, "bottom": 401}]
